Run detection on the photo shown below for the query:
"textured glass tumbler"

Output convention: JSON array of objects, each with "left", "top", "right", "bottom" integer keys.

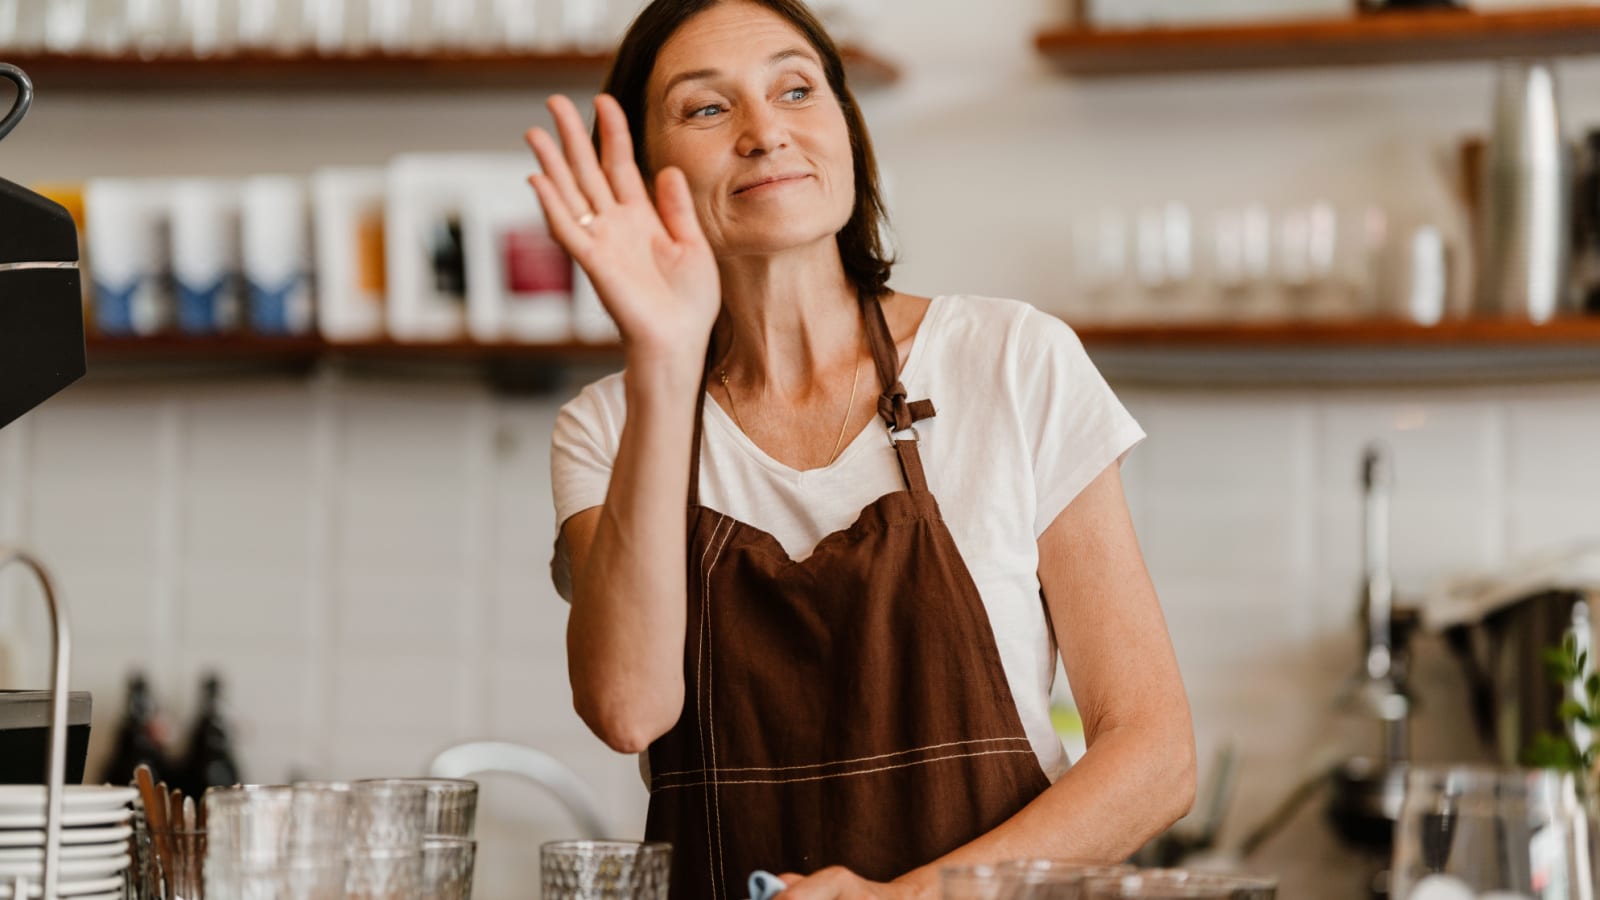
[
  {"left": 288, "top": 783, "right": 351, "bottom": 851},
  {"left": 205, "top": 785, "right": 294, "bottom": 868},
  {"left": 131, "top": 818, "right": 206, "bottom": 900},
  {"left": 996, "top": 861, "right": 1137, "bottom": 900},
  {"left": 422, "top": 836, "right": 477, "bottom": 900},
  {"left": 345, "top": 849, "right": 423, "bottom": 900},
  {"left": 1081, "top": 870, "right": 1277, "bottom": 900},
  {"left": 205, "top": 857, "right": 345, "bottom": 900},
  {"left": 346, "top": 781, "right": 427, "bottom": 851},
  {"left": 355, "top": 778, "right": 478, "bottom": 837},
  {"left": 940, "top": 864, "right": 1010, "bottom": 900},
  {"left": 541, "top": 840, "right": 671, "bottom": 900},
  {"left": 1389, "top": 766, "right": 1594, "bottom": 900}
]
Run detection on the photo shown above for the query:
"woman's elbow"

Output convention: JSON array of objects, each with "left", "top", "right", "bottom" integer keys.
[
  {"left": 573, "top": 682, "right": 684, "bottom": 755},
  {"left": 1159, "top": 730, "right": 1199, "bottom": 828}
]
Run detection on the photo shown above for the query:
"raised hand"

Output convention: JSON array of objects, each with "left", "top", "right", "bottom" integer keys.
[{"left": 525, "top": 94, "right": 721, "bottom": 365}]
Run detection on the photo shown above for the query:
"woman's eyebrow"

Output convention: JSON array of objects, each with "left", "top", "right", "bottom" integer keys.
[{"left": 660, "top": 46, "right": 822, "bottom": 96}]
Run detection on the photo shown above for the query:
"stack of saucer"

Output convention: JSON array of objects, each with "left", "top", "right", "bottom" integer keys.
[{"left": 0, "top": 786, "right": 135, "bottom": 899}]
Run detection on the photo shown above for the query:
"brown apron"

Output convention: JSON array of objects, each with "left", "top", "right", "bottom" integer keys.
[{"left": 644, "top": 294, "right": 1052, "bottom": 899}]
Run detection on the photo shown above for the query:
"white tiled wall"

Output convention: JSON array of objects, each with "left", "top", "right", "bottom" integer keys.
[{"left": 2, "top": 370, "right": 1597, "bottom": 898}]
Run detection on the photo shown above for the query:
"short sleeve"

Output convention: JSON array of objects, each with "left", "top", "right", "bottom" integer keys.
[
  {"left": 1011, "top": 305, "right": 1145, "bottom": 537},
  {"left": 549, "top": 376, "right": 625, "bottom": 600}
]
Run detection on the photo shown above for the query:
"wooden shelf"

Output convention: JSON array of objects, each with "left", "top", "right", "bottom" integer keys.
[
  {"left": 1035, "top": 7, "right": 1600, "bottom": 77},
  {"left": 1073, "top": 315, "right": 1600, "bottom": 347},
  {"left": 1074, "top": 315, "right": 1600, "bottom": 384},
  {"left": 0, "top": 45, "right": 900, "bottom": 91},
  {"left": 84, "top": 316, "right": 1600, "bottom": 388},
  {"left": 86, "top": 334, "right": 624, "bottom": 365}
]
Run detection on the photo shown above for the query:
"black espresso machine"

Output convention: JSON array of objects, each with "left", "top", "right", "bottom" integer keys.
[{"left": 0, "top": 59, "right": 92, "bottom": 899}]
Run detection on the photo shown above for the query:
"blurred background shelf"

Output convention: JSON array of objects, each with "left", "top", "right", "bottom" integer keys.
[
  {"left": 1074, "top": 316, "right": 1600, "bottom": 347},
  {"left": 1077, "top": 316, "right": 1600, "bottom": 385},
  {"left": 0, "top": 45, "right": 901, "bottom": 90},
  {"left": 85, "top": 316, "right": 1600, "bottom": 387},
  {"left": 1035, "top": 6, "right": 1600, "bottom": 77}
]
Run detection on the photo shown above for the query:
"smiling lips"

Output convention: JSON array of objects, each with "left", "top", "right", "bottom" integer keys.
[{"left": 733, "top": 173, "right": 810, "bottom": 195}]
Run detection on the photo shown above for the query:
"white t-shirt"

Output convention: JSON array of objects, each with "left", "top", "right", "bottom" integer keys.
[{"left": 549, "top": 294, "right": 1145, "bottom": 781}]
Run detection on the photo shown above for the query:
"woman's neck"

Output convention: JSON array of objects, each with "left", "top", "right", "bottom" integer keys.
[{"left": 711, "top": 242, "right": 866, "bottom": 398}]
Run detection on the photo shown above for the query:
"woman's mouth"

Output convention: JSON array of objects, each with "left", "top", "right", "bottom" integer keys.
[{"left": 733, "top": 174, "right": 809, "bottom": 196}]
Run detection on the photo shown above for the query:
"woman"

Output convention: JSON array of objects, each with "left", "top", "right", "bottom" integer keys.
[{"left": 534, "top": 1, "right": 1196, "bottom": 897}]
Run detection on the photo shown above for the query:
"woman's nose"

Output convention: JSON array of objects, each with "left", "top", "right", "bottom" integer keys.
[{"left": 735, "top": 105, "right": 788, "bottom": 157}]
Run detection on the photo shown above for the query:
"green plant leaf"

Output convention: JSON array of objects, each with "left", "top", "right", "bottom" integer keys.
[
  {"left": 1545, "top": 647, "right": 1578, "bottom": 682},
  {"left": 1559, "top": 699, "right": 1589, "bottom": 724},
  {"left": 1524, "top": 732, "right": 1583, "bottom": 771}
]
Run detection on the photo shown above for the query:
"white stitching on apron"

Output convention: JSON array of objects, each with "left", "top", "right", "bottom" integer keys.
[
  {"left": 654, "top": 746, "right": 1041, "bottom": 792},
  {"left": 697, "top": 514, "right": 731, "bottom": 900},
  {"left": 703, "top": 515, "right": 735, "bottom": 900},
  {"left": 651, "top": 736, "right": 1033, "bottom": 781}
]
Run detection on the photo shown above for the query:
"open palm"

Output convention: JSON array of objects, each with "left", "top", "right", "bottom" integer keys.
[{"left": 525, "top": 94, "right": 721, "bottom": 359}]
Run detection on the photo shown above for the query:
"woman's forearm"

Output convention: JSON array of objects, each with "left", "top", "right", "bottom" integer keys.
[
  {"left": 893, "top": 722, "right": 1197, "bottom": 898},
  {"left": 567, "top": 351, "right": 705, "bottom": 753}
]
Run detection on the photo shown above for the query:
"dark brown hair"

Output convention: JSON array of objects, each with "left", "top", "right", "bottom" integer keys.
[{"left": 599, "top": 0, "right": 894, "bottom": 301}]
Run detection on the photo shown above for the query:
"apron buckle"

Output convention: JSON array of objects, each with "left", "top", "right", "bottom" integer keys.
[{"left": 886, "top": 422, "right": 920, "bottom": 445}]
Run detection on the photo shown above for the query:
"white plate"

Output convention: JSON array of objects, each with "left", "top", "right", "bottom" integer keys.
[
  {"left": 0, "top": 843, "right": 126, "bottom": 862},
  {"left": 0, "top": 788, "right": 136, "bottom": 815},
  {"left": 0, "top": 826, "right": 132, "bottom": 848},
  {"left": 0, "top": 854, "right": 129, "bottom": 879},
  {"left": 0, "top": 809, "right": 129, "bottom": 829},
  {"left": 0, "top": 875, "right": 124, "bottom": 897}
]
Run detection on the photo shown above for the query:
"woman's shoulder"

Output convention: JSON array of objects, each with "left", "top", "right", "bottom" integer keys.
[
  {"left": 923, "top": 294, "right": 1082, "bottom": 354},
  {"left": 555, "top": 370, "right": 629, "bottom": 439}
]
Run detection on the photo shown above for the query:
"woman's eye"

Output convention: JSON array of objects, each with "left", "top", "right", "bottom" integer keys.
[
  {"left": 688, "top": 104, "right": 723, "bottom": 119},
  {"left": 784, "top": 86, "right": 811, "bottom": 101}
]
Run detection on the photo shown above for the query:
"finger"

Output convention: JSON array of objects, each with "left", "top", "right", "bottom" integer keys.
[
  {"left": 550, "top": 94, "right": 618, "bottom": 212},
  {"left": 778, "top": 874, "right": 804, "bottom": 887},
  {"left": 596, "top": 94, "right": 649, "bottom": 205},
  {"left": 527, "top": 173, "right": 592, "bottom": 257},
  {"left": 655, "top": 167, "right": 706, "bottom": 247},
  {"left": 526, "top": 125, "right": 591, "bottom": 220}
]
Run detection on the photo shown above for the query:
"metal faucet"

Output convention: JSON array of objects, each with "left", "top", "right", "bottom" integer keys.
[
  {"left": 0, "top": 546, "right": 71, "bottom": 900},
  {"left": 428, "top": 741, "right": 611, "bottom": 839},
  {"left": 1358, "top": 444, "right": 1410, "bottom": 766}
]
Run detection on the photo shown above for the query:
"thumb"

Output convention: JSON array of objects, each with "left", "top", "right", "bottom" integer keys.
[{"left": 655, "top": 166, "right": 706, "bottom": 246}]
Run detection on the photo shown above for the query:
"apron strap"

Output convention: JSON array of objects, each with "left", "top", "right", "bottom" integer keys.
[
  {"left": 861, "top": 294, "right": 936, "bottom": 494},
  {"left": 688, "top": 345, "right": 714, "bottom": 509}
]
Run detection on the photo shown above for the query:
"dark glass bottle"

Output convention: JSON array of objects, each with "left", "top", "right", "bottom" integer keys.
[
  {"left": 101, "top": 672, "right": 173, "bottom": 787},
  {"left": 177, "top": 674, "right": 243, "bottom": 797}
]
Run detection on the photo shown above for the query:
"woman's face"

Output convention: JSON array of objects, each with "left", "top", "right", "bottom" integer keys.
[{"left": 644, "top": 1, "right": 855, "bottom": 260}]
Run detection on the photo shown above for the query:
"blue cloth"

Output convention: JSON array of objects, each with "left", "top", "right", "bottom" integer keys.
[{"left": 748, "top": 870, "right": 786, "bottom": 900}]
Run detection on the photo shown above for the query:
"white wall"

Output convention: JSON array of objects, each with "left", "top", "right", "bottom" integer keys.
[{"left": 4, "top": 2, "right": 1600, "bottom": 897}]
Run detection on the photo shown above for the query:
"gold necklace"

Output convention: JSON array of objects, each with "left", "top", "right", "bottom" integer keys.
[{"left": 719, "top": 328, "right": 865, "bottom": 467}]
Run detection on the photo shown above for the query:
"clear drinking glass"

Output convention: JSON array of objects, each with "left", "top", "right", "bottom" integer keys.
[
  {"left": 941, "top": 864, "right": 1008, "bottom": 900},
  {"left": 1389, "top": 766, "right": 1595, "bottom": 900},
  {"left": 131, "top": 808, "right": 206, "bottom": 900},
  {"left": 345, "top": 848, "right": 424, "bottom": 900},
  {"left": 422, "top": 836, "right": 477, "bottom": 900},
  {"left": 355, "top": 777, "right": 477, "bottom": 837},
  {"left": 540, "top": 840, "right": 671, "bottom": 900},
  {"left": 205, "top": 785, "right": 294, "bottom": 867},
  {"left": 1081, "top": 870, "right": 1277, "bottom": 900},
  {"left": 997, "top": 861, "right": 1136, "bottom": 900},
  {"left": 346, "top": 781, "right": 427, "bottom": 850},
  {"left": 287, "top": 783, "right": 351, "bottom": 854}
]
